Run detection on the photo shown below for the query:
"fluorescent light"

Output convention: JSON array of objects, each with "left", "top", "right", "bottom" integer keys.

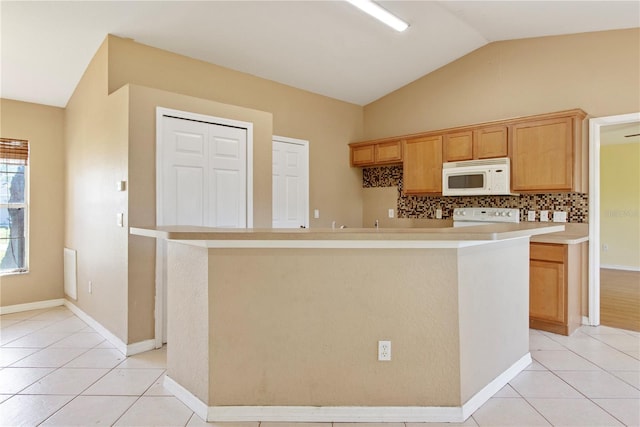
[{"left": 346, "top": 0, "right": 409, "bottom": 32}]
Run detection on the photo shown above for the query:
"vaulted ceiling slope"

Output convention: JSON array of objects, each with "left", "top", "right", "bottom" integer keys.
[{"left": 1, "top": 1, "right": 638, "bottom": 108}]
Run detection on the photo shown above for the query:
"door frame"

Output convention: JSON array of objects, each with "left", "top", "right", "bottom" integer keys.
[
  {"left": 587, "top": 111, "right": 640, "bottom": 327},
  {"left": 154, "top": 107, "right": 254, "bottom": 348},
  {"left": 272, "top": 135, "right": 310, "bottom": 229}
]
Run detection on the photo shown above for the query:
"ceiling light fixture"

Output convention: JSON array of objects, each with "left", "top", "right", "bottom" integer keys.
[{"left": 346, "top": 0, "right": 409, "bottom": 32}]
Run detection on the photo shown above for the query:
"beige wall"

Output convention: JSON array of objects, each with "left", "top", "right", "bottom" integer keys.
[
  {"left": 600, "top": 142, "right": 640, "bottom": 269},
  {"left": 0, "top": 99, "right": 65, "bottom": 306},
  {"left": 363, "top": 29, "right": 640, "bottom": 139},
  {"left": 64, "top": 40, "right": 130, "bottom": 341},
  {"left": 108, "top": 35, "right": 364, "bottom": 229}
]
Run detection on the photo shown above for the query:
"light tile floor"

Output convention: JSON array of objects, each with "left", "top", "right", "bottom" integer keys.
[{"left": 0, "top": 306, "right": 638, "bottom": 426}]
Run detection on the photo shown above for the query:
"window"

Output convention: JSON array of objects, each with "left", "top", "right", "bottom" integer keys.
[{"left": 0, "top": 138, "right": 29, "bottom": 275}]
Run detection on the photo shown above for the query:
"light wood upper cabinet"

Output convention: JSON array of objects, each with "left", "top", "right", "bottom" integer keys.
[
  {"left": 510, "top": 112, "right": 586, "bottom": 192},
  {"left": 474, "top": 126, "right": 508, "bottom": 159},
  {"left": 443, "top": 131, "right": 473, "bottom": 162},
  {"left": 375, "top": 140, "right": 403, "bottom": 165},
  {"left": 350, "top": 109, "right": 586, "bottom": 193},
  {"left": 349, "top": 139, "right": 402, "bottom": 167},
  {"left": 443, "top": 126, "right": 508, "bottom": 162},
  {"left": 350, "top": 144, "right": 375, "bottom": 166},
  {"left": 403, "top": 135, "right": 442, "bottom": 194}
]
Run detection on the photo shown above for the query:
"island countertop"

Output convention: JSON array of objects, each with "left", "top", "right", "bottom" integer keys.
[{"left": 130, "top": 223, "right": 565, "bottom": 248}]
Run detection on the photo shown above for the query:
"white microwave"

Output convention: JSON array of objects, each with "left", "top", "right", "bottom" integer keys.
[{"left": 442, "top": 157, "right": 514, "bottom": 196}]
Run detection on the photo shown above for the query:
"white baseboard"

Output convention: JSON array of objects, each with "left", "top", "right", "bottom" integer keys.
[
  {"left": 165, "top": 353, "right": 531, "bottom": 423},
  {"left": 0, "top": 298, "right": 65, "bottom": 315},
  {"left": 63, "top": 300, "right": 128, "bottom": 355},
  {"left": 600, "top": 264, "right": 640, "bottom": 272},
  {"left": 461, "top": 352, "right": 531, "bottom": 419},
  {"left": 127, "top": 339, "right": 156, "bottom": 356},
  {"left": 0, "top": 298, "right": 64, "bottom": 315},
  {"left": 63, "top": 300, "right": 154, "bottom": 356},
  {"left": 164, "top": 375, "right": 209, "bottom": 421}
]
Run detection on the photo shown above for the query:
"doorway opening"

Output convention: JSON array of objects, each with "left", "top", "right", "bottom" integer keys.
[{"left": 588, "top": 112, "right": 640, "bottom": 329}]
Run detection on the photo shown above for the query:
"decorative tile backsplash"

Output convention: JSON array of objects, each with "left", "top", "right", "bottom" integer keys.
[{"left": 363, "top": 166, "right": 589, "bottom": 223}]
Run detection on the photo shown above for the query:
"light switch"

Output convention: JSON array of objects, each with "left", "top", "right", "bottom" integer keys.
[
  {"left": 116, "top": 181, "right": 127, "bottom": 192},
  {"left": 117, "top": 213, "right": 124, "bottom": 227},
  {"left": 527, "top": 211, "right": 536, "bottom": 222},
  {"left": 436, "top": 209, "right": 443, "bottom": 219},
  {"left": 388, "top": 209, "right": 394, "bottom": 218},
  {"left": 314, "top": 209, "right": 320, "bottom": 219}
]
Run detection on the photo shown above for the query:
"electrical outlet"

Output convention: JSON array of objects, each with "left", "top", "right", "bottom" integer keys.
[
  {"left": 602, "top": 244, "right": 609, "bottom": 252},
  {"left": 378, "top": 340, "right": 391, "bottom": 361},
  {"left": 540, "top": 210, "right": 549, "bottom": 222},
  {"left": 436, "top": 209, "right": 443, "bottom": 219},
  {"left": 527, "top": 210, "right": 536, "bottom": 222},
  {"left": 314, "top": 209, "right": 320, "bottom": 219},
  {"left": 88, "top": 281, "right": 92, "bottom": 294},
  {"left": 553, "top": 211, "right": 567, "bottom": 222},
  {"left": 388, "top": 208, "right": 394, "bottom": 218}
]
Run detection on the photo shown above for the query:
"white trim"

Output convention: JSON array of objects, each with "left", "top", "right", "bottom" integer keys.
[
  {"left": 154, "top": 106, "right": 255, "bottom": 349},
  {"left": 0, "top": 298, "right": 64, "bottom": 315},
  {"left": 600, "top": 264, "right": 640, "bottom": 272},
  {"left": 164, "top": 353, "right": 530, "bottom": 423},
  {"left": 64, "top": 300, "right": 128, "bottom": 355},
  {"left": 588, "top": 112, "right": 640, "bottom": 327},
  {"left": 126, "top": 339, "right": 156, "bottom": 356},
  {"left": 164, "top": 375, "right": 208, "bottom": 421},
  {"left": 273, "top": 135, "right": 310, "bottom": 228},
  {"left": 64, "top": 300, "right": 152, "bottom": 356},
  {"left": 173, "top": 239, "right": 493, "bottom": 249},
  {"left": 460, "top": 353, "right": 532, "bottom": 419}
]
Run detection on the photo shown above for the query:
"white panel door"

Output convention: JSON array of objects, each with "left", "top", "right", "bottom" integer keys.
[
  {"left": 272, "top": 138, "right": 308, "bottom": 228},
  {"left": 162, "top": 117, "right": 247, "bottom": 228},
  {"left": 209, "top": 125, "right": 247, "bottom": 227},
  {"left": 162, "top": 117, "right": 208, "bottom": 226}
]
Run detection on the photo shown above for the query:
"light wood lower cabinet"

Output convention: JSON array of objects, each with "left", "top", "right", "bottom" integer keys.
[{"left": 529, "top": 242, "right": 584, "bottom": 336}]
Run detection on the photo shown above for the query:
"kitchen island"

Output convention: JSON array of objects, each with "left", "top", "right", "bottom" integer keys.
[{"left": 131, "top": 223, "right": 563, "bottom": 422}]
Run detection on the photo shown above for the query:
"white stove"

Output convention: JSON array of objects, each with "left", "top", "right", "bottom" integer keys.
[{"left": 452, "top": 207, "right": 520, "bottom": 227}]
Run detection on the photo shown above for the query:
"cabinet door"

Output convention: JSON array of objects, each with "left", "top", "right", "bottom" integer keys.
[
  {"left": 474, "top": 126, "right": 508, "bottom": 159},
  {"left": 375, "top": 140, "right": 403, "bottom": 164},
  {"left": 351, "top": 144, "right": 375, "bottom": 167},
  {"left": 530, "top": 259, "right": 566, "bottom": 323},
  {"left": 443, "top": 131, "right": 473, "bottom": 162},
  {"left": 511, "top": 117, "right": 573, "bottom": 191},
  {"left": 403, "top": 135, "right": 442, "bottom": 194}
]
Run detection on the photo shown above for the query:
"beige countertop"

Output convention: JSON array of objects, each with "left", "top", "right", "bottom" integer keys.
[
  {"left": 130, "top": 223, "right": 565, "bottom": 249},
  {"left": 529, "top": 223, "right": 589, "bottom": 245}
]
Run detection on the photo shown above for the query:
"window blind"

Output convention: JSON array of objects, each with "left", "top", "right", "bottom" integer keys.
[{"left": 0, "top": 138, "right": 29, "bottom": 165}]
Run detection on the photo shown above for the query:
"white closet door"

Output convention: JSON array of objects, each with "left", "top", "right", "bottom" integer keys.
[
  {"left": 272, "top": 139, "right": 308, "bottom": 228},
  {"left": 161, "top": 117, "right": 247, "bottom": 228},
  {"left": 208, "top": 125, "right": 247, "bottom": 228},
  {"left": 162, "top": 117, "right": 208, "bottom": 226}
]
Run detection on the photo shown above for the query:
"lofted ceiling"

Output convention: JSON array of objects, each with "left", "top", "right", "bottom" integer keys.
[{"left": 1, "top": 1, "right": 638, "bottom": 108}]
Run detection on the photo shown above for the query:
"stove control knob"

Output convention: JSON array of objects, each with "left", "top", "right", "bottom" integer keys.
[
  {"left": 501, "top": 212, "right": 507, "bottom": 216},
  {"left": 507, "top": 212, "right": 513, "bottom": 217},
  {"left": 494, "top": 212, "right": 501, "bottom": 216},
  {"left": 459, "top": 210, "right": 466, "bottom": 216}
]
